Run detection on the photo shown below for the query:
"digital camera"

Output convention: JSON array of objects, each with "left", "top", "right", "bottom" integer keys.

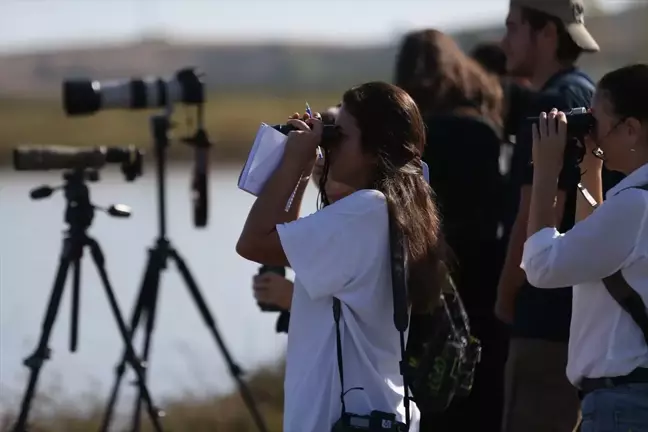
[
  {"left": 526, "top": 107, "right": 596, "bottom": 163},
  {"left": 332, "top": 411, "right": 407, "bottom": 432}
]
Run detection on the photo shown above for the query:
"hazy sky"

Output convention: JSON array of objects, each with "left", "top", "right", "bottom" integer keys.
[{"left": 0, "top": 0, "right": 639, "bottom": 53}]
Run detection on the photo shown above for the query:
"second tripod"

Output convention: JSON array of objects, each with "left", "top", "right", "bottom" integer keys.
[
  {"left": 101, "top": 112, "right": 268, "bottom": 432},
  {"left": 11, "top": 169, "right": 164, "bottom": 432}
]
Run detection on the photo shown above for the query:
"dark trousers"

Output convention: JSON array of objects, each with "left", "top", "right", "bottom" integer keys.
[
  {"left": 420, "top": 316, "right": 509, "bottom": 432},
  {"left": 501, "top": 338, "right": 580, "bottom": 432}
]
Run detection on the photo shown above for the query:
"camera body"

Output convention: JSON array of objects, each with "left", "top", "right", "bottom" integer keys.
[
  {"left": 526, "top": 107, "right": 596, "bottom": 163},
  {"left": 257, "top": 265, "right": 286, "bottom": 312},
  {"left": 526, "top": 107, "right": 595, "bottom": 138},
  {"left": 332, "top": 411, "right": 407, "bottom": 432}
]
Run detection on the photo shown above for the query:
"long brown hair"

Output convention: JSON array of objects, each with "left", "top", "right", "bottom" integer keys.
[
  {"left": 319, "top": 82, "right": 447, "bottom": 312},
  {"left": 394, "top": 29, "right": 503, "bottom": 131}
]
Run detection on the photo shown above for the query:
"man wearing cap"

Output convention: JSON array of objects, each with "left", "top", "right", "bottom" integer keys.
[{"left": 495, "top": 1, "right": 624, "bottom": 431}]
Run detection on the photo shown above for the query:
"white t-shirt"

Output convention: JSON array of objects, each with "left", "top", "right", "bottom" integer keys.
[{"left": 277, "top": 189, "right": 420, "bottom": 432}]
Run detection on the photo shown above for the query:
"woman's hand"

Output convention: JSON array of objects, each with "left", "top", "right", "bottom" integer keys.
[
  {"left": 284, "top": 112, "right": 323, "bottom": 174},
  {"left": 532, "top": 108, "right": 568, "bottom": 178},
  {"left": 253, "top": 272, "right": 294, "bottom": 311}
]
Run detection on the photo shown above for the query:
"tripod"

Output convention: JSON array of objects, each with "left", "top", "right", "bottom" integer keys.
[
  {"left": 12, "top": 169, "right": 164, "bottom": 432},
  {"left": 100, "top": 113, "right": 268, "bottom": 432}
]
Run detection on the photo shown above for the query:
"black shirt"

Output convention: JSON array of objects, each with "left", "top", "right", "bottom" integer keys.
[
  {"left": 423, "top": 114, "right": 506, "bottom": 320},
  {"left": 508, "top": 68, "right": 624, "bottom": 341}
]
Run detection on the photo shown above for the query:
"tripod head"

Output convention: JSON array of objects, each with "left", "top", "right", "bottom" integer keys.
[{"left": 29, "top": 168, "right": 132, "bottom": 232}]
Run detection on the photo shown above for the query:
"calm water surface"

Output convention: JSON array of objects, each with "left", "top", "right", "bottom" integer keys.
[{"left": 0, "top": 164, "right": 320, "bottom": 409}]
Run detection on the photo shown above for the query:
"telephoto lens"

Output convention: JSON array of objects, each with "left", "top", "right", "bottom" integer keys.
[
  {"left": 62, "top": 67, "right": 204, "bottom": 116},
  {"left": 13, "top": 145, "right": 144, "bottom": 181}
]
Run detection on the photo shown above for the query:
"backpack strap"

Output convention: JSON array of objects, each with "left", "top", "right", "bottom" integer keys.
[
  {"left": 388, "top": 211, "right": 412, "bottom": 429},
  {"left": 601, "top": 182, "right": 648, "bottom": 345}
]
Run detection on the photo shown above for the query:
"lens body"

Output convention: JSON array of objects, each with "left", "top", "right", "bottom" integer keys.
[
  {"left": 62, "top": 68, "right": 204, "bottom": 116},
  {"left": 13, "top": 145, "right": 143, "bottom": 180},
  {"left": 526, "top": 107, "right": 595, "bottom": 139}
]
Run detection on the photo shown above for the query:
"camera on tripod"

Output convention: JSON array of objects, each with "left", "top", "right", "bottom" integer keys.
[
  {"left": 61, "top": 67, "right": 211, "bottom": 228},
  {"left": 13, "top": 145, "right": 144, "bottom": 181},
  {"left": 63, "top": 68, "right": 204, "bottom": 116}
]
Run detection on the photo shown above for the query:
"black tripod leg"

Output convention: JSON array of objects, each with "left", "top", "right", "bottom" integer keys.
[
  {"left": 100, "top": 247, "right": 159, "bottom": 432},
  {"left": 170, "top": 248, "right": 268, "bottom": 432},
  {"left": 69, "top": 254, "right": 82, "bottom": 353},
  {"left": 12, "top": 239, "right": 74, "bottom": 432},
  {"left": 85, "top": 237, "right": 165, "bottom": 432},
  {"left": 130, "top": 248, "right": 163, "bottom": 432}
]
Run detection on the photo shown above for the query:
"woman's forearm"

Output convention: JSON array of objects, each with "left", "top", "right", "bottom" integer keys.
[
  {"left": 528, "top": 172, "right": 559, "bottom": 238},
  {"left": 240, "top": 155, "right": 307, "bottom": 244}
]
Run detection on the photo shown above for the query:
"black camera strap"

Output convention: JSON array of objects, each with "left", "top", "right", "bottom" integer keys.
[{"left": 332, "top": 211, "right": 411, "bottom": 428}]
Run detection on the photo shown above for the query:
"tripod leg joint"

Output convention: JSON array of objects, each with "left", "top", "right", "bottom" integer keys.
[{"left": 23, "top": 347, "right": 52, "bottom": 369}]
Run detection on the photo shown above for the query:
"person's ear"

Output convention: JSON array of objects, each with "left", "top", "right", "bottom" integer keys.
[{"left": 624, "top": 117, "right": 643, "bottom": 142}]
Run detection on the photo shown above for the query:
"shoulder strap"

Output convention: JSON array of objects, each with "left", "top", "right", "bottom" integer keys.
[
  {"left": 331, "top": 209, "right": 411, "bottom": 427},
  {"left": 332, "top": 298, "right": 348, "bottom": 415},
  {"left": 602, "top": 271, "right": 648, "bottom": 345},
  {"left": 601, "top": 182, "right": 648, "bottom": 345},
  {"left": 637, "top": 184, "right": 648, "bottom": 192}
]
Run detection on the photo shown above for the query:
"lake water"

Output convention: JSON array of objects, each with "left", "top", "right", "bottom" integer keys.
[{"left": 0, "top": 164, "right": 320, "bottom": 411}]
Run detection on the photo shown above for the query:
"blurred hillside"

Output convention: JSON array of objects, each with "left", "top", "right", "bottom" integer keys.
[
  {"left": 0, "top": 4, "right": 646, "bottom": 166},
  {"left": 1, "top": 4, "right": 646, "bottom": 97}
]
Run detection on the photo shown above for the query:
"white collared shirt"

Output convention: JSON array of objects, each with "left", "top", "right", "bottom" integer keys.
[{"left": 521, "top": 163, "right": 648, "bottom": 386}]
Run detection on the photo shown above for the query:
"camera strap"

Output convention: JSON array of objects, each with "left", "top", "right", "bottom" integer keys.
[{"left": 331, "top": 211, "right": 411, "bottom": 428}]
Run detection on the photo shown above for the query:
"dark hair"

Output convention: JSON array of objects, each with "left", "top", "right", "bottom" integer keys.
[
  {"left": 471, "top": 43, "right": 507, "bottom": 77},
  {"left": 319, "top": 82, "right": 446, "bottom": 312},
  {"left": 598, "top": 64, "right": 648, "bottom": 127},
  {"left": 521, "top": 6, "right": 583, "bottom": 64},
  {"left": 394, "top": 29, "right": 503, "bottom": 132}
]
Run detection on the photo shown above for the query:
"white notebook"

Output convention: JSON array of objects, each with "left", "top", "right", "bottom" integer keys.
[{"left": 238, "top": 123, "right": 288, "bottom": 196}]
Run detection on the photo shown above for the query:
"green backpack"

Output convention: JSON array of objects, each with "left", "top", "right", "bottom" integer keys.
[{"left": 388, "top": 215, "right": 482, "bottom": 415}]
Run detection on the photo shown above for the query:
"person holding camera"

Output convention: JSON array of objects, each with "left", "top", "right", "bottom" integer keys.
[
  {"left": 237, "top": 82, "right": 446, "bottom": 432},
  {"left": 251, "top": 108, "right": 353, "bottom": 329},
  {"left": 522, "top": 63, "right": 648, "bottom": 431},
  {"left": 495, "top": 1, "right": 627, "bottom": 430}
]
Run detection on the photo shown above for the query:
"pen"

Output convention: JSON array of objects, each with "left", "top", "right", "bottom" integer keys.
[{"left": 305, "top": 102, "right": 324, "bottom": 160}]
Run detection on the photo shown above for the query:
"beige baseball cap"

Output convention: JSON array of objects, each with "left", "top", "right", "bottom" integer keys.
[{"left": 511, "top": 0, "right": 600, "bottom": 52}]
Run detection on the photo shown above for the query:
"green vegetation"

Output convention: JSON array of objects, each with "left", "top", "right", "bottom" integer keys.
[
  {"left": 0, "top": 93, "right": 341, "bottom": 166},
  {"left": 0, "top": 362, "right": 286, "bottom": 431}
]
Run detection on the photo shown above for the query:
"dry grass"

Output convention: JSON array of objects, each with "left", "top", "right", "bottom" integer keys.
[
  {"left": 0, "top": 93, "right": 341, "bottom": 165},
  {"left": 0, "top": 362, "right": 286, "bottom": 432}
]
